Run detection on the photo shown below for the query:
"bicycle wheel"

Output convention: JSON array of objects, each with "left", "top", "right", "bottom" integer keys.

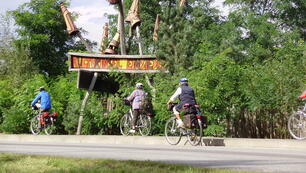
[
  {"left": 138, "top": 115, "right": 151, "bottom": 136},
  {"left": 120, "top": 114, "right": 131, "bottom": 136},
  {"left": 44, "top": 120, "right": 55, "bottom": 135},
  {"left": 288, "top": 111, "right": 306, "bottom": 140},
  {"left": 187, "top": 119, "right": 203, "bottom": 146},
  {"left": 30, "top": 115, "right": 41, "bottom": 135},
  {"left": 165, "top": 117, "right": 182, "bottom": 145}
]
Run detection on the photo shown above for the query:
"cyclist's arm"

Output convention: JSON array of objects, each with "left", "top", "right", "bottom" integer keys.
[
  {"left": 127, "top": 90, "right": 136, "bottom": 102},
  {"left": 31, "top": 93, "right": 41, "bottom": 106},
  {"left": 168, "top": 87, "right": 182, "bottom": 103}
]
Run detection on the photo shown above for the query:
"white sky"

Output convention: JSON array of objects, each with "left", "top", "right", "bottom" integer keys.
[{"left": 0, "top": 0, "right": 227, "bottom": 46}]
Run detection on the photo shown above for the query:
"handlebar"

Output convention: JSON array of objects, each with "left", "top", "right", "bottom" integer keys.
[
  {"left": 31, "top": 105, "right": 38, "bottom": 110},
  {"left": 167, "top": 102, "right": 177, "bottom": 111},
  {"left": 123, "top": 99, "right": 131, "bottom": 106}
]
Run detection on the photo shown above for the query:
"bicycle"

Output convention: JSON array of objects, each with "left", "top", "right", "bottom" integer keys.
[
  {"left": 30, "top": 105, "right": 59, "bottom": 135},
  {"left": 288, "top": 98, "right": 306, "bottom": 140},
  {"left": 119, "top": 100, "right": 152, "bottom": 136},
  {"left": 164, "top": 103, "right": 206, "bottom": 146}
]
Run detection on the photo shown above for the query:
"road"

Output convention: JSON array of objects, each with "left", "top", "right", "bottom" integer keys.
[{"left": 1, "top": 142, "right": 306, "bottom": 173}]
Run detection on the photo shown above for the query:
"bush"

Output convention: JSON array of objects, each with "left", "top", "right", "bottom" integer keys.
[
  {"left": 0, "top": 107, "right": 30, "bottom": 134},
  {"left": 0, "top": 80, "right": 14, "bottom": 127}
]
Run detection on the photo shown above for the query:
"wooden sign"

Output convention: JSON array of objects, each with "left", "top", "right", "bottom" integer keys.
[{"left": 68, "top": 52, "right": 165, "bottom": 73}]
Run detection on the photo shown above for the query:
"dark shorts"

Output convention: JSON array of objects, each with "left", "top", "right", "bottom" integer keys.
[
  {"left": 175, "top": 103, "right": 183, "bottom": 111},
  {"left": 40, "top": 109, "right": 50, "bottom": 113}
]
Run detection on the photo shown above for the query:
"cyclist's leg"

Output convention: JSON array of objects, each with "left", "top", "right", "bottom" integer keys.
[
  {"left": 39, "top": 109, "right": 50, "bottom": 127},
  {"left": 131, "top": 109, "right": 140, "bottom": 130},
  {"left": 37, "top": 109, "right": 42, "bottom": 128},
  {"left": 173, "top": 106, "right": 184, "bottom": 127}
]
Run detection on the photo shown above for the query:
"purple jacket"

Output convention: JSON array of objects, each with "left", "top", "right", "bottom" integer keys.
[{"left": 127, "top": 89, "right": 146, "bottom": 110}]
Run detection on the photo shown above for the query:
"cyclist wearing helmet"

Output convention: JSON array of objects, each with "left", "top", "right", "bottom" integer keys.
[
  {"left": 126, "top": 82, "right": 147, "bottom": 133},
  {"left": 31, "top": 86, "right": 52, "bottom": 113},
  {"left": 167, "top": 78, "right": 197, "bottom": 127}
]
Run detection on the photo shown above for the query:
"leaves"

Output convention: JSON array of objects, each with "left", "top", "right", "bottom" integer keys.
[{"left": 0, "top": 0, "right": 305, "bottom": 138}]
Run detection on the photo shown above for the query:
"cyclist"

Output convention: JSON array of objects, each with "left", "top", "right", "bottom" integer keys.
[
  {"left": 31, "top": 86, "right": 52, "bottom": 112},
  {"left": 126, "top": 83, "right": 147, "bottom": 133},
  {"left": 167, "top": 78, "right": 197, "bottom": 128},
  {"left": 31, "top": 87, "right": 52, "bottom": 128}
]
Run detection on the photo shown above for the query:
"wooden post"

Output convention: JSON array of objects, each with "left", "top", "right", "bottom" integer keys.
[
  {"left": 118, "top": 0, "right": 126, "bottom": 55},
  {"left": 135, "top": 26, "right": 143, "bottom": 55},
  {"left": 135, "top": 26, "right": 156, "bottom": 98},
  {"left": 75, "top": 33, "right": 98, "bottom": 135},
  {"left": 77, "top": 32, "right": 92, "bottom": 52},
  {"left": 76, "top": 72, "right": 98, "bottom": 135}
]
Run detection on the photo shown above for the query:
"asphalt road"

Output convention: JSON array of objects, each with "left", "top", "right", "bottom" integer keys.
[{"left": 1, "top": 141, "right": 306, "bottom": 173}]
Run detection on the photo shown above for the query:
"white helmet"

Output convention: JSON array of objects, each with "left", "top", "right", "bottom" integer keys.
[{"left": 136, "top": 83, "right": 143, "bottom": 89}]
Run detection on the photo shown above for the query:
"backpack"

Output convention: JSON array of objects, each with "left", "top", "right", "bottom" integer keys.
[{"left": 140, "top": 94, "right": 154, "bottom": 116}]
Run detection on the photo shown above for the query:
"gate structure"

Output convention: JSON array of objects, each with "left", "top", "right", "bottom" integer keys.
[{"left": 61, "top": 0, "right": 165, "bottom": 134}]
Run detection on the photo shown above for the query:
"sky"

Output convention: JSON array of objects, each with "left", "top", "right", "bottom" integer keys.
[{"left": 0, "top": 0, "right": 228, "bottom": 46}]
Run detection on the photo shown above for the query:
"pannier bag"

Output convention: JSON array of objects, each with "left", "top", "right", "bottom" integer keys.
[
  {"left": 50, "top": 112, "right": 59, "bottom": 119},
  {"left": 183, "top": 114, "right": 196, "bottom": 128}
]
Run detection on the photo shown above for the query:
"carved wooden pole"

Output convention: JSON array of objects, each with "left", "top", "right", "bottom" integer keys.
[
  {"left": 179, "top": 0, "right": 187, "bottom": 7},
  {"left": 118, "top": 0, "right": 126, "bottom": 55},
  {"left": 153, "top": 14, "right": 160, "bottom": 41},
  {"left": 60, "top": 2, "right": 98, "bottom": 135},
  {"left": 99, "top": 23, "right": 109, "bottom": 53}
]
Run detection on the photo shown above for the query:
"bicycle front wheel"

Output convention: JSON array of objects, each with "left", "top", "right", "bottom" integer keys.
[
  {"left": 30, "top": 115, "right": 41, "bottom": 135},
  {"left": 165, "top": 117, "right": 182, "bottom": 145},
  {"left": 120, "top": 114, "right": 131, "bottom": 136},
  {"left": 187, "top": 119, "right": 203, "bottom": 146},
  {"left": 288, "top": 111, "right": 306, "bottom": 140},
  {"left": 138, "top": 115, "right": 151, "bottom": 136}
]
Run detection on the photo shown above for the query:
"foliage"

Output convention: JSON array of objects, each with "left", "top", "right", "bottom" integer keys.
[
  {"left": 0, "top": 0, "right": 305, "bottom": 138},
  {"left": 0, "top": 75, "right": 47, "bottom": 133},
  {"left": 0, "top": 80, "right": 13, "bottom": 127},
  {"left": 11, "top": 0, "right": 76, "bottom": 76}
]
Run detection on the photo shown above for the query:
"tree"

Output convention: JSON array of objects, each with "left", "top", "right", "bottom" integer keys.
[
  {"left": 224, "top": 0, "right": 306, "bottom": 40},
  {"left": 154, "top": 0, "right": 220, "bottom": 73},
  {"left": 11, "top": 0, "right": 77, "bottom": 76}
]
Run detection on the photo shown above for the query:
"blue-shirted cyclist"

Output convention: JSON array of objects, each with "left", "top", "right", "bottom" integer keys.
[{"left": 31, "top": 86, "right": 52, "bottom": 113}]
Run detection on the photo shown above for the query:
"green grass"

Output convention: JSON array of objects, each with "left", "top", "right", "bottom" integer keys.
[{"left": 0, "top": 153, "right": 256, "bottom": 173}]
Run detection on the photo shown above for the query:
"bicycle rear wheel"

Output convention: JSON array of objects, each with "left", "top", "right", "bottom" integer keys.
[
  {"left": 165, "top": 117, "right": 182, "bottom": 145},
  {"left": 138, "top": 115, "right": 151, "bottom": 136},
  {"left": 120, "top": 114, "right": 131, "bottom": 136},
  {"left": 44, "top": 119, "right": 55, "bottom": 135},
  {"left": 30, "top": 115, "right": 41, "bottom": 135},
  {"left": 187, "top": 119, "right": 203, "bottom": 146},
  {"left": 288, "top": 111, "right": 306, "bottom": 140}
]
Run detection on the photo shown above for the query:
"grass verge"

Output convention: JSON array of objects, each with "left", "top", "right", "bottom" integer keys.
[{"left": 0, "top": 153, "right": 255, "bottom": 173}]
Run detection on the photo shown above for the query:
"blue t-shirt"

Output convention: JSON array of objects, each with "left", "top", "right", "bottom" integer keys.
[{"left": 31, "top": 91, "right": 52, "bottom": 109}]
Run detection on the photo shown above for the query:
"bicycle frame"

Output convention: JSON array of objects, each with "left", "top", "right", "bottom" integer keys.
[
  {"left": 302, "top": 102, "right": 306, "bottom": 112},
  {"left": 30, "top": 109, "right": 58, "bottom": 135},
  {"left": 296, "top": 101, "right": 306, "bottom": 115}
]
